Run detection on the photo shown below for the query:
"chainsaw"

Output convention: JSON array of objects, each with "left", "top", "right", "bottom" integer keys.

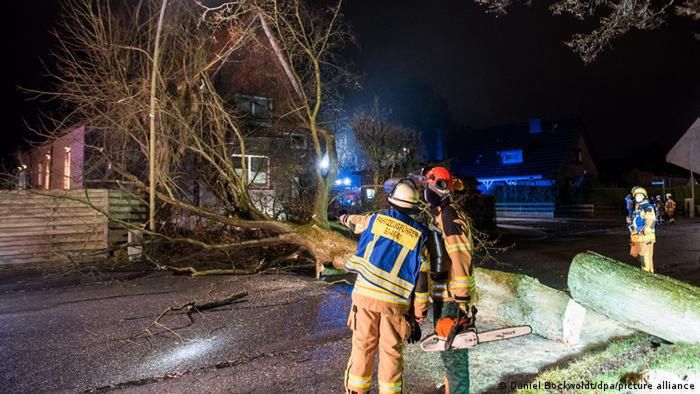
[{"left": 419, "top": 306, "right": 532, "bottom": 352}]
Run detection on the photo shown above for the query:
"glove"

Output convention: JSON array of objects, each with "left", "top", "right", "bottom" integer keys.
[{"left": 407, "top": 322, "right": 422, "bottom": 344}]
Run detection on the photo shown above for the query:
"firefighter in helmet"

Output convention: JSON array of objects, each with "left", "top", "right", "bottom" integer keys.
[
  {"left": 418, "top": 166, "right": 474, "bottom": 394},
  {"left": 629, "top": 186, "right": 657, "bottom": 273},
  {"left": 339, "top": 179, "right": 429, "bottom": 394},
  {"left": 665, "top": 193, "right": 676, "bottom": 224},
  {"left": 655, "top": 195, "right": 665, "bottom": 225}
]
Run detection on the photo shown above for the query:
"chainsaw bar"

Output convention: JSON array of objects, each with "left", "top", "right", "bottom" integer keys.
[{"left": 419, "top": 325, "right": 532, "bottom": 352}]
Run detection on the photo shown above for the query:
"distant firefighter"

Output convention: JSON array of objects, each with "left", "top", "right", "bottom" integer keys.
[
  {"left": 665, "top": 193, "right": 677, "bottom": 224},
  {"left": 655, "top": 195, "right": 665, "bottom": 225},
  {"left": 628, "top": 187, "right": 657, "bottom": 273}
]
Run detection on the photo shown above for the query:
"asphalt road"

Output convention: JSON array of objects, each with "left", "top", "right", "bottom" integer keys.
[
  {"left": 1, "top": 218, "right": 698, "bottom": 393},
  {"left": 488, "top": 217, "right": 700, "bottom": 289}
]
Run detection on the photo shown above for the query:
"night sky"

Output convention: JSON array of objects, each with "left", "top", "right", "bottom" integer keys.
[{"left": 5, "top": 0, "right": 700, "bottom": 178}]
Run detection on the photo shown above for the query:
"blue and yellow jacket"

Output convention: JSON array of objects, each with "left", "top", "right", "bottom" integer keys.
[
  {"left": 343, "top": 209, "right": 429, "bottom": 309},
  {"left": 630, "top": 201, "right": 656, "bottom": 243}
]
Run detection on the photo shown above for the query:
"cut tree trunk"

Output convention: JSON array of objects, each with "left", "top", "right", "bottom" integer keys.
[
  {"left": 475, "top": 267, "right": 635, "bottom": 345},
  {"left": 568, "top": 251, "right": 700, "bottom": 344}
]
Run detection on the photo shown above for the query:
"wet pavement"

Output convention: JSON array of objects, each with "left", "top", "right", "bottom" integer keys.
[
  {"left": 1, "top": 219, "right": 698, "bottom": 393},
  {"left": 488, "top": 217, "right": 700, "bottom": 289}
]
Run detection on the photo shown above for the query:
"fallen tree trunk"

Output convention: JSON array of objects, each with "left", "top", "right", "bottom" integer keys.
[
  {"left": 568, "top": 251, "right": 700, "bottom": 344},
  {"left": 475, "top": 267, "right": 635, "bottom": 345}
]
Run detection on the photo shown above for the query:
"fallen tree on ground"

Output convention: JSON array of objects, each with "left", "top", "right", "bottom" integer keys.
[
  {"left": 475, "top": 267, "right": 635, "bottom": 346},
  {"left": 22, "top": 0, "right": 357, "bottom": 275},
  {"left": 568, "top": 251, "right": 700, "bottom": 344}
]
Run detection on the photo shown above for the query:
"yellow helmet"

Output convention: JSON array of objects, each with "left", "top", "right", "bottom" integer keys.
[{"left": 630, "top": 186, "right": 648, "bottom": 198}]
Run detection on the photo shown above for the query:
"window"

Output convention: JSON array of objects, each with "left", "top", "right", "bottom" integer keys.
[
  {"left": 44, "top": 154, "right": 51, "bottom": 190},
  {"left": 232, "top": 154, "right": 270, "bottom": 188},
  {"left": 234, "top": 94, "right": 273, "bottom": 119},
  {"left": 63, "top": 147, "right": 71, "bottom": 189},
  {"left": 290, "top": 134, "right": 306, "bottom": 149},
  {"left": 576, "top": 149, "right": 583, "bottom": 163},
  {"left": 500, "top": 150, "right": 523, "bottom": 164},
  {"left": 365, "top": 188, "right": 376, "bottom": 200},
  {"left": 37, "top": 163, "right": 42, "bottom": 187}
]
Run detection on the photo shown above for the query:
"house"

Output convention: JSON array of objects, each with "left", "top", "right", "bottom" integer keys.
[
  {"left": 19, "top": 18, "right": 319, "bottom": 220},
  {"left": 19, "top": 125, "right": 87, "bottom": 191},
  {"left": 451, "top": 119, "right": 598, "bottom": 197},
  {"left": 200, "top": 21, "right": 318, "bottom": 217}
]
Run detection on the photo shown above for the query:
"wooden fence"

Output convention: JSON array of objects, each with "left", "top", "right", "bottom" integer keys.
[{"left": 0, "top": 189, "right": 146, "bottom": 266}]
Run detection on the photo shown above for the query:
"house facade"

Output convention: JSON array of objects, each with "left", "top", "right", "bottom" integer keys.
[
  {"left": 451, "top": 119, "right": 598, "bottom": 201},
  {"left": 19, "top": 125, "right": 86, "bottom": 190}
]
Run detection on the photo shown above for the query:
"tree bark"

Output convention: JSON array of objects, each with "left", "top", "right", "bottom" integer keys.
[
  {"left": 568, "top": 252, "right": 700, "bottom": 344},
  {"left": 148, "top": 0, "right": 169, "bottom": 232},
  {"left": 475, "top": 267, "right": 635, "bottom": 345}
]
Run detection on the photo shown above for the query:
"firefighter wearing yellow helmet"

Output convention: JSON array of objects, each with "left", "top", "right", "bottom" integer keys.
[{"left": 629, "top": 186, "right": 657, "bottom": 273}]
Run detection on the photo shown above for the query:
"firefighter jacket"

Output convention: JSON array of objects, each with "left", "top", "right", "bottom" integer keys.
[
  {"left": 344, "top": 209, "right": 429, "bottom": 314},
  {"left": 630, "top": 201, "right": 656, "bottom": 243},
  {"left": 666, "top": 199, "right": 676, "bottom": 215},
  {"left": 415, "top": 203, "right": 475, "bottom": 316}
]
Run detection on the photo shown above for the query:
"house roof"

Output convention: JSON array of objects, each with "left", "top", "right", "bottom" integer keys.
[{"left": 451, "top": 119, "right": 585, "bottom": 180}]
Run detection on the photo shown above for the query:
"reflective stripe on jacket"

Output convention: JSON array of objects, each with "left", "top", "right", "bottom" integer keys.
[
  {"left": 631, "top": 201, "right": 656, "bottom": 243},
  {"left": 345, "top": 209, "right": 429, "bottom": 306}
]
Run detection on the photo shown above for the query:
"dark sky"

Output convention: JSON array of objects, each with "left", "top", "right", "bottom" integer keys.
[
  {"left": 5, "top": 1, "right": 61, "bottom": 157},
  {"left": 5, "top": 0, "right": 700, "bottom": 176},
  {"left": 342, "top": 1, "right": 700, "bottom": 172}
]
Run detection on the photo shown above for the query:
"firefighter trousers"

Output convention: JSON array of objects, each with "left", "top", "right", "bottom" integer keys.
[
  {"left": 638, "top": 241, "right": 654, "bottom": 273},
  {"left": 630, "top": 241, "right": 654, "bottom": 273},
  {"left": 434, "top": 300, "right": 470, "bottom": 394},
  {"left": 344, "top": 304, "right": 411, "bottom": 394}
]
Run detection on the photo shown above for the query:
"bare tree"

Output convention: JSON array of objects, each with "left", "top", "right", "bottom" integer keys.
[
  {"left": 25, "top": 0, "right": 356, "bottom": 274},
  {"left": 254, "top": 0, "right": 356, "bottom": 228},
  {"left": 474, "top": 0, "right": 700, "bottom": 62},
  {"left": 352, "top": 97, "right": 422, "bottom": 207}
]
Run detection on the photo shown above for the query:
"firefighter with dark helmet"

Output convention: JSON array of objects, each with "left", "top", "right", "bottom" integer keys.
[
  {"left": 338, "top": 179, "right": 429, "bottom": 394},
  {"left": 629, "top": 186, "right": 657, "bottom": 273},
  {"left": 419, "top": 166, "right": 474, "bottom": 394}
]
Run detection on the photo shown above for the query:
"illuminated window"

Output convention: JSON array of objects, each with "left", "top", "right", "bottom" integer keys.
[
  {"left": 63, "top": 147, "right": 71, "bottom": 189},
  {"left": 232, "top": 154, "right": 269, "bottom": 188},
  {"left": 44, "top": 154, "right": 51, "bottom": 189},
  {"left": 500, "top": 150, "right": 523, "bottom": 164},
  {"left": 365, "top": 188, "right": 376, "bottom": 200}
]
